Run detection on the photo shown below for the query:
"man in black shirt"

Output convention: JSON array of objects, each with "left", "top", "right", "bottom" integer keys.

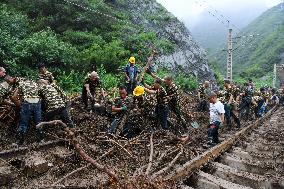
[{"left": 82, "top": 71, "right": 105, "bottom": 110}]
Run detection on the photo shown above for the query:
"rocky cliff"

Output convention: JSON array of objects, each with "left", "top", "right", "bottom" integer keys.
[{"left": 112, "top": 0, "right": 215, "bottom": 81}]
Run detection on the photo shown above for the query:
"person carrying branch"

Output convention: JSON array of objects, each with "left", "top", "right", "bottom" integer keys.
[
  {"left": 82, "top": 71, "right": 105, "bottom": 111},
  {"left": 4, "top": 75, "right": 42, "bottom": 145},
  {"left": 144, "top": 79, "right": 169, "bottom": 130},
  {"left": 38, "top": 79, "right": 74, "bottom": 128},
  {"left": 163, "top": 76, "right": 186, "bottom": 126}
]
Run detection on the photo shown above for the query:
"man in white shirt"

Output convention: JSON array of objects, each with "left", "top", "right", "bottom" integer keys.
[{"left": 208, "top": 92, "right": 225, "bottom": 145}]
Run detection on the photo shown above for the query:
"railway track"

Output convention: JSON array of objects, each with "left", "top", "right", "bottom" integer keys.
[
  {"left": 177, "top": 106, "right": 284, "bottom": 189},
  {"left": 0, "top": 106, "right": 283, "bottom": 188}
]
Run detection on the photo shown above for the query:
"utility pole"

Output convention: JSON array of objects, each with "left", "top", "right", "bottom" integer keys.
[
  {"left": 273, "top": 64, "right": 277, "bottom": 88},
  {"left": 227, "top": 28, "right": 233, "bottom": 81}
]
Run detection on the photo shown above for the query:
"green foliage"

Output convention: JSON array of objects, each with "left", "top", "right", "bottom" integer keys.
[
  {"left": 0, "top": 4, "right": 29, "bottom": 38},
  {"left": 57, "top": 70, "right": 85, "bottom": 93},
  {"left": 0, "top": 0, "right": 180, "bottom": 93},
  {"left": 80, "top": 39, "right": 129, "bottom": 72},
  {"left": 97, "top": 64, "right": 121, "bottom": 90},
  {"left": 14, "top": 29, "right": 78, "bottom": 68}
]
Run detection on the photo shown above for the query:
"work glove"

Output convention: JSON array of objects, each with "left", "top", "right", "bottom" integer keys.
[{"left": 121, "top": 106, "right": 127, "bottom": 111}]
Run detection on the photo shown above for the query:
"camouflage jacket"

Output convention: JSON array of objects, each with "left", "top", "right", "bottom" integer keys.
[
  {"left": 39, "top": 84, "right": 66, "bottom": 112},
  {"left": 198, "top": 85, "right": 210, "bottom": 100},
  {"left": 166, "top": 83, "right": 180, "bottom": 103},
  {"left": 38, "top": 70, "right": 54, "bottom": 84},
  {"left": 224, "top": 87, "right": 234, "bottom": 104},
  {"left": 112, "top": 96, "right": 132, "bottom": 117},
  {"left": 156, "top": 87, "right": 168, "bottom": 106},
  {"left": 14, "top": 77, "right": 40, "bottom": 102},
  {"left": 0, "top": 82, "right": 10, "bottom": 103}
]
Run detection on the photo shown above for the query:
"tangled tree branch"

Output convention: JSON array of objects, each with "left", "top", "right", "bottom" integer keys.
[
  {"left": 36, "top": 120, "right": 119, "bottom": 184},
  {"left": 145, "top": 133, "right": 154, "bottom": 176}
]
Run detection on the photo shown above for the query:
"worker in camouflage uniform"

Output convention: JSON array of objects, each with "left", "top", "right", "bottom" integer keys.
[
  {"left": 239, "top": 83, "right": 254, "bottom": 120},
  {"left": 197, "top": 81, "right": 211, "bottom": 112},
  {"left": 0, "top": 67, "right": 6, "bottom": 78},
  {"left": 107, "top": 86, "right": 131, "bottom": 135},
  {"left": 38, "top": 63, "right": 55, "bottom": 84},
  {"left": 223, "top": 79, "right": 240, "bottom": 130},
  {"left": 256, "top": 87, "right": 269, "bottom": 117},
  {"left": 0, "top": 82, "right": 10, "bottom": 105},
  {"left": 82, "top": 71, "right": 105, "bottom": 111},
  {"left": 38, "top": 80, "right": 74, "bottom": 128},
  {"left": 163, "top": 76, "right": 186, "bottom": 126},
  {"left": 4, "top": 75, "right": 42, "bottom": 144},
  {"left": 144, "top": 79, "right": 169, "bottom": 130}
]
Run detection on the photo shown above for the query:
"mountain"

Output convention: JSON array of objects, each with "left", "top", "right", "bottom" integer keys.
[
  {"left": 190, "top": 2, "right": 268, "bottom": 51},
  {"left": 0, "top": 0, "right": 214, "bottom": 92},
  {"left": 211, "top": 3, "right": 284, "bottom": 82}
]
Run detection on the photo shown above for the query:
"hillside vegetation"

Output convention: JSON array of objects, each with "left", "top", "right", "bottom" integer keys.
[
  {"left": 210, "top": 4, "right": 284, "bottom": 86},
  {"left": 0, "top": 0, "right": 210, "bottom": 92}
]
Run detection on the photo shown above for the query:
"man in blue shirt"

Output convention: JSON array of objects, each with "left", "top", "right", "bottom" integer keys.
[{"left": 124, "top": 57, "right": 139, "bottom": 95}]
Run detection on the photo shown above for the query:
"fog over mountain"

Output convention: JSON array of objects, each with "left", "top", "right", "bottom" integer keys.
[{"left": 157, "top": 0, "right": 282, "bottom": 50}]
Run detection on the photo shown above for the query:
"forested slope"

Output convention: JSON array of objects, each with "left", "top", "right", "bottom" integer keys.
[{"left": 0, "top": 0, "right": 214, "bottom": 92}]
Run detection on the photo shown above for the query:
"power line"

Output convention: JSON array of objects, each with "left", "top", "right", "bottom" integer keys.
[{"left": 61, "top": 0, "right": 130, "bottom": 24}]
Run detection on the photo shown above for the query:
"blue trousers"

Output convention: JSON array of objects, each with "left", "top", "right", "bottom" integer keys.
[
  {"left": 155, "top": 105, "right": 169, "bottom": 130},
  {"left": 19, "top": 102, "right": 42, "bottom": 134}
]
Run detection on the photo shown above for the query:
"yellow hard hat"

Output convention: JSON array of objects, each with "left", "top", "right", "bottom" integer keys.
[
  {"left": 129, "top": 56, "right": 135, "bottom": 64},
  {"left": 133, "top": 86, "right": 145, "bottom": 96}
]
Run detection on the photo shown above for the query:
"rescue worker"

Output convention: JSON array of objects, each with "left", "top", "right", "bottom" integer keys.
[
  {"left": 270, "top": 88, "right": 279, "bottom": 105},
  {"left": 107, "top": 86, "right": 131, "bottom": 135},
  {"left": 163, "top": 76, "right": 186, "bottom": 126},
  {"left": 0, "top": 67, "right": 6, "bottom": 78},
  {"left": 82, "top": 71, "right": 105, "bottom": 110},
  {"left": 124, "top": 56, "right": 139, "bottom": 95},
  {"left": 197, "top": 81, "right": 211, "bottom": 112},
  {"left": 4, "top": 75, "right": 42, "bottom": 144},
  {"left": 256, "top": 87, "right": 269, "bottom": 117},
  {"left": 38, "top": 80, "right": 74, "bottom": 128},
  {"left": 144, "top": 79, "right": 169, "bottom": 130},
  {"left": 208, "top": 92, "right": 225, "bottom": 145},
  {"left": 38, "top": 63, "right": 55, "bottom": 84},
  {"left": 0, "top": 82, "right": 11, "bottom": 105},
  {"left": 239, "top": 83, "right": 254, "bottom": 120},
  {"left": 223, "top": 79, "right": 240, "bottom": 130},
  {"left": 247, "top": 78, "right": 254, "bottom": 92}
]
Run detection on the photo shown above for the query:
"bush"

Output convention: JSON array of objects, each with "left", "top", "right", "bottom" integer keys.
[{"left": 14, "top": 29, "right": 78, "bottom": 69}]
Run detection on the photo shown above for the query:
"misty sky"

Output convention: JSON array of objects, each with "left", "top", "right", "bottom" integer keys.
[{"left": 157, "top": 0, "right": 283, "bottom": 29}]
